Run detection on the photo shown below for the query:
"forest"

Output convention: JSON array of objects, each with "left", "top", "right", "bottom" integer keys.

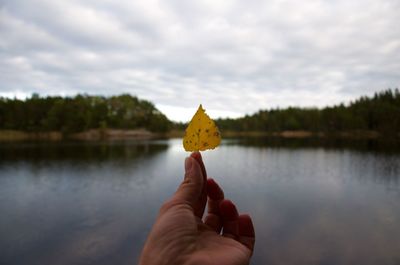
[
  {"left": 0, "top": 89, "right": 399, "bottom": 136},
  {"left": 0, "top": 94, "right": 171, "bottom": 133},
  {"left": 216, "top": 89, "right": 400, "bottom": 136}
]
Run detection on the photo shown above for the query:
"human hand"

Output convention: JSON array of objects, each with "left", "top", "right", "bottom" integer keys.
[{"left": 139, "top": 152, "right": 255, "bottom": 265}]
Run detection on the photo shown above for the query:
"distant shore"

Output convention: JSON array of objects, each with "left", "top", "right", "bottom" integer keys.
[
  {"left": 221, "top": 130, "right": 386, "bottom": 139},
  {"left": 0, "top": 129, "right": 160, "bottom": 141},
  {"left": 167, "top": 129, "right": 392, "bottom": 139},
  {"left": 1, "top": 129, "right": 398, "bottom": 142}
]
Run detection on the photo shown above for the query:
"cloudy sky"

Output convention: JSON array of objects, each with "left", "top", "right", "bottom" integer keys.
[{"left": 1, "top": 0, "right": 399, "bottom": 121}]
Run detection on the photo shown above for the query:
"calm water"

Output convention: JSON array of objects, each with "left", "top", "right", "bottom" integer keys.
[{"left": 1, "top": 138, "right": 400, "bottom": 265}]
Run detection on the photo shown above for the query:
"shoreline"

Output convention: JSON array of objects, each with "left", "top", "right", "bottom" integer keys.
[
  {"left": 0, "top": 129, "right": 161, "bottom": 142},
  {"left": 1, "top": 129, "right": 398, "bottom": 142},
  {"left": 221, "top": 130, "right": 384, "bottom": 139}
]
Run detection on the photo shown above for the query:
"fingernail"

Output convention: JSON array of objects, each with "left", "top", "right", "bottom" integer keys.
[{"left": 185, "top": 157, "right": 193, "bottom": 172}]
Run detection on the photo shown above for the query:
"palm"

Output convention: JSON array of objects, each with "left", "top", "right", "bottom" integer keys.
[
  {"left": 155, "top": 204, "right": 251, "bottom": 265},
  {"left": 193, "top": 225, "right": 252, "bottom": 265}
]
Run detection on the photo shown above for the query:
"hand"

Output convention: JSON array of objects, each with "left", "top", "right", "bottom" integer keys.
[{"left": 139, "top": 152, "right": 255, "bottom": 265}]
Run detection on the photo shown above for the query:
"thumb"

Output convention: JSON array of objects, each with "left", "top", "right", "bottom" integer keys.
[{"left": 172, "top": 156, "right": 204, "bottom": 207}]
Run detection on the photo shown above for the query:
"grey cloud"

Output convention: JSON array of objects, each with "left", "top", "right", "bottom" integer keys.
[{"left": 1, "top": 0, "right": 399, "bottom": 120}]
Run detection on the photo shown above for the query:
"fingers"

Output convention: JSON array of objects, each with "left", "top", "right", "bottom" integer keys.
[
  {"left": 207, "top": 179, "right": 224, "bottom": 209},
  {"left": 170, "top": 155, "right": 204, "bottom": 210},
  {"left": 238, "top": 214, "right": 255, "bottom": 253},
  {"left": 165, "top": 152, "right": 208, "bottom": 219},
  {"left": 204, "top": 178, "right": 224, "bottom": 232},
  {"left": 220, "top": 200, "right": 239, "bottom": 239},
  {"left": 220, "top": 200, "right": 256, "bottom": 253},
  {"left": 190, "top": 151, "right": 207, "bottom": 179},
  {"left": 190, "top": 152, "right": 207, "bottom": 218}
]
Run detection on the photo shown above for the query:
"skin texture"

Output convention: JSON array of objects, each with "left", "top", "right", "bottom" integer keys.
[{"left": 139, "top": 152, "right": 255, "bottom": 265}]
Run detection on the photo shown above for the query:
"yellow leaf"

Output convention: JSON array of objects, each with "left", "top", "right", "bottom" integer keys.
[{"left": 183, "top": 104, "right": 221, "bottom": 151}]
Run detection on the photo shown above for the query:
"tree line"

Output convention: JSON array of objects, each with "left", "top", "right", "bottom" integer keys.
[
  {"left": 1, "top": 89, "right": 399, "bottom": 136},
  {"left": 0, "top": 94, "right": 171, "bottom": 133},
  {"left": 216, "top": 89, "right": 400, "bottom": 135}
]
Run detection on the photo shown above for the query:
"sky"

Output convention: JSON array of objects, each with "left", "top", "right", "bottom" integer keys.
[{"left": 1, "top": 0, "right": 399, "bottom": 122}]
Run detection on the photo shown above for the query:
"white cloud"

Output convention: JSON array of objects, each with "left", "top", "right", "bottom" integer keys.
[
  {"left": 0, "top": 0, "right": 399, "bottom": 121},
  {"left": 156, "top": 104, "right": 243, "bottom": 122}
]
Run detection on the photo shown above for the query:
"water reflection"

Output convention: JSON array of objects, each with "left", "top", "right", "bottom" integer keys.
[
  {"left": 228, "top": 136, "right": 400, "bottom": 154},
  {"left": 0, "top": 138, "right": 400, "bottom": 265},
  {"left": 0, "top": 140, "right": 172, "bottom": 265},
  {"left": 0, "top": 140, "right": 169, "bottom": 162}
]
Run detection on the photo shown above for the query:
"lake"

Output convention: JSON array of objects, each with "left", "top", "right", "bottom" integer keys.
[{"left": 1, "top": 138, "right": 400, "bottom": 265}]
